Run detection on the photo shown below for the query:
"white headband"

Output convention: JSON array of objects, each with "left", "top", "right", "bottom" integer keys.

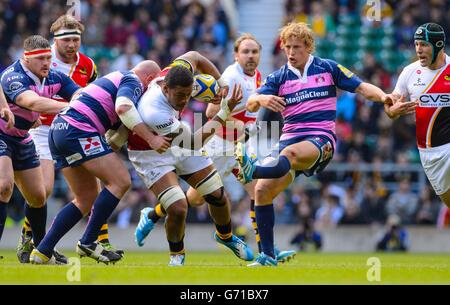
[{"left": 53, "top": 28, "right": 81, "bottom": 39}]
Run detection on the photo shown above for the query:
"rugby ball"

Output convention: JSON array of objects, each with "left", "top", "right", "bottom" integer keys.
[{"left": 191, "top": 74, "right": 220, "bottom": 103}]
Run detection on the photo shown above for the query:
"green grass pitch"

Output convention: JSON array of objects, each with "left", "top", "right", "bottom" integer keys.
[{"left": 1, "top": 250, "right": 449, "bottom": 284}]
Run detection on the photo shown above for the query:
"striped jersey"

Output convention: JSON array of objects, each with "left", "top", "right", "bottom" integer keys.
[
  {"left": 0, "top": 60, "right": 79, "bottom": 141},
  {"left": 63, "top": 71, "right": 144, "bottom": 135},
  {"left": 393, "top": 54, "right": 450, "bottom": 149},
  {"left": 257, "top": 55, "right": 362, "bottom": 149},
  {"left": 40, "top": 45, "right": 97, "bottom": 126}
]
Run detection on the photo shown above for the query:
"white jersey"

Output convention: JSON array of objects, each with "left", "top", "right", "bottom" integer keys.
[
  {"left": 393, "top": 54, "right": 450, "bottom": 149},
  {"left": 218, "top": 62, "right": 261, "bottom": 141},
  {"left": 127, "top": 83, "right": 212, "bottom": 188}
]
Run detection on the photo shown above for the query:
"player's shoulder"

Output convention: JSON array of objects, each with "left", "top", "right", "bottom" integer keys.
[
  {"left": 399, "top": 60, "right": 421, "bottom": 77},
  {"left": 78, "top": 52, "right": 95, "bottom": 67},
  {"left": 1, "top": 63, "right": 30, "bottom": 91}
]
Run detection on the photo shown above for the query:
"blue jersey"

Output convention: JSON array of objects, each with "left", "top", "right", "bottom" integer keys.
[
  {"left": 257, "top": 55, "right": 362, "bottom": 148},
  {"left": 64, "top": 71, "right": 143, "bottom": 135},
  {"left": 0, "top": 60, "right": 79, "bottom": 140}
]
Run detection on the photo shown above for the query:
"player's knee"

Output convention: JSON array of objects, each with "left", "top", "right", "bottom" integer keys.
[
  {"left": 203, "top": 187, "right": 227, "bottom": 207},
  {"left": 166, "top": 200, "right": 188, "bottom": 222},
  {"left": 114, "top": 173, "right": 132, "bottom": 197},
  {"left": 158, "top": 185, "right": 186, "bottom": 215},
  {"left": 0, "top": 179, "right": 13, "bottom": 202},
  {"left": 26, "top": 191, "right": 47, "bottom": 208},
  {"left": 255, "top": 182, "right": 274, "bottom": 201},
  {"left": 195, "top": 170, "right": 225, "bottom": 207}
]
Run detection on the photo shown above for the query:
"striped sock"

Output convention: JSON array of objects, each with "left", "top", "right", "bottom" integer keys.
[
  {"left": 250, "top": 199, "right": 262, "bottom": 253},
  {"left": 215, "top": 221, "right": 233, "bottom": 242},
  {"left": 22, "top": 217, "right": 32, "bottom": 237},
  {"left": 149, "top": 204, "right": 166, "bottom": 223},
  {"left": 97, "top": 223, "right": 109, "bottom": 244}
]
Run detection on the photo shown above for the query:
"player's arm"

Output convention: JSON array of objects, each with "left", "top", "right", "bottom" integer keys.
[
  {"left": 15, "top": 91, "right": 68, "bottom": 113},
  {"left": 246, "top": 71, "right": 285, "bottom": 112},
  {"left": 247, "top": 93, "right": 286, "bottom": 113},
  {"left": 0, "top": 86, "right": 14, "bottom": 129},
  {"left": 171, "top": 84, "right": 243, "bottom": 150},
  {"left": 116, "top": 75, "right": 171, "bottom": 153},
  {"left": 354, "top": 82, "right": 391, "bottom": 104}
]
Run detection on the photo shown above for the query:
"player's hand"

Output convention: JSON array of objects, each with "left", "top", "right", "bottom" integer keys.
[
  {"left": 147, "top": 133, "right": 171, "bottom": 154},
  {"left": 386, "top": 95, "right": 418, "bottom": 117},
  {"left": 0, "top": 108, "right": 14, "bottom": 129},
  {"left": 211, "top": 86, "right": 229, "bottom": 105},
  {"left": 225, "top": 83, "right": 243, "bottom": 112},
  {"left": 31, "top": 118, "right": 42, "bottom": 129},
  {"left": 259, "top": 95, "right": 285, "bottom": 112}
]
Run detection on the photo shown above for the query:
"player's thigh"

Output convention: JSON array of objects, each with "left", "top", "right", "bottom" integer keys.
[
  {"left": 39, "top": 159, "right": 55, "bottom": 198},
  {"left": 61, "top": 166, "right": 101, "bottom": 215},
  {"left": 14, "top": 167, "right": 46, "bottom": 207},
  {"left": 281, "top": 141, "right": 321, "bottom": 171},
  {"left": 81, "top": 152, "right": 131, "bottom": 197},
  {"left": 150, "top": 171, "right": 187, "bottom": 215},
  {"left": 0, "top": 156, "right": 14, "bottom": 201},
  {"left": 243, "top": 180, "right": 257, "bottom": 199}
]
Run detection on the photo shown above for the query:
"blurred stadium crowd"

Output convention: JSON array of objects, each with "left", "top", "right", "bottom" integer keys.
[{"left": 1, "top": 0, "right": 449, "bottom": 246}]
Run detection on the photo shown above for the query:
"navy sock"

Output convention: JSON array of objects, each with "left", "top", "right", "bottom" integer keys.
[
  {"left": 37, "top": 202, "right": 83, "bottom": 258},
  {"left": 0, "top": 201, "right": 7, "bottom": 242},
  {"left": 254, "top": 204, "right": 275, "bottom": 258},
  {"left": 25, "top": 204, "right": 47, "bottom": 247},
  {"left": 253, "top": 156, "right": 291, "bottom": 179},
  {"left": 80, "top": 188, "right": 120, "bottom": 245}
]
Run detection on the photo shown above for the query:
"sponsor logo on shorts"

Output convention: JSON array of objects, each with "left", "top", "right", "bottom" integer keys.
[
  {"left": 0, "top": 140, "right": 7, "bottom": 153},
  {"left": 66, "top": 153, "right": 83, "bottom": 165},
  {"left": 79, "top": 136, "right": 105, "bottom": 156},
  {"left": 51, "top": 122, "right": 69, "bottom": 130}
]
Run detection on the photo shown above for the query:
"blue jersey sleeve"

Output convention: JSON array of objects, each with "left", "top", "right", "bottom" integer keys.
[
  {"left": 0, "top": 71, "right": 31, "bottom": 103},
  {"left": 55, "top": 71, "right": 80, "bottom": 100},
  {"left": 257, "top": 71, "right": 281, "bottom": 96},
  {"left": 117, "top": 73, "right": 143, "bottom": 106},
  {"left": 327, "top": 60, "right": 362, "bottom": 92}
]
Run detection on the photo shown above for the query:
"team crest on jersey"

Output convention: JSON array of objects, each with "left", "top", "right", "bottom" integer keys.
[
  {"left": 315, "top": 75, "right": 326, "bottom": 84},
  {"left": 79, "top": 67, "right": 87, "bottom": 75},
  {"left": 444, "top": 74, "right": 450, "bottom": 81},
  {"left": 337, "top": 64, "right": 354, "bottom": 78},
  {"left": 79, "top": 136, "right": 105, "bottom": 156}
]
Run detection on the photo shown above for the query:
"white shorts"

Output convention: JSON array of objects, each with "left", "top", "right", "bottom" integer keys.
[
  {"left": 419, "top": 142, "right": 450, "bottom": 195},
  {"left": 128, "top": 147, "right": 213, "bottom": 189},
  {"left": 203, "top": 135, "right": 258, "bottom": 178},
  {"left": 29, "top": 125, "right": 53, "bottom": 160}
]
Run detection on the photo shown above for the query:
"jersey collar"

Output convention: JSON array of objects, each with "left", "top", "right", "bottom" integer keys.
[
  {"left": 19, "top": 60, "right": 46, "bottom": 92},
  {"left": 287, "top": 54, "right": 314, "bottom": 83}
]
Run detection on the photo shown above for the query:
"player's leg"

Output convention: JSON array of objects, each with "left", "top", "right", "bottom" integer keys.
[
  {"left": 31, "top": 165, "right": 99, "bottom": 263},
  {"left": 149, "top": 172, "right": 187, "bottom": 266},
  {"left": 14, "top": 167, "right": 47, "bottom": 249},
  {"left": 184, "top": 164, "right": 253, "bottom": 261},
  {"left": 0, "top": 156, "right": 14, "bottom": 242},
  {"left": 76, "top": 152, "right": 130, "bottom": 256}
]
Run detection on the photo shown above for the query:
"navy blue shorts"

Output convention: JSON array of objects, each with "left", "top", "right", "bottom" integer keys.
[
  {"left": 274, "top": 134, "right": 334, "bottom": 177},
  {"left": 0, "top": 133, "right": 40, "bottom": 171},
  {"left": 49, "top": 116, "right": 113, "bottom": 170}
]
